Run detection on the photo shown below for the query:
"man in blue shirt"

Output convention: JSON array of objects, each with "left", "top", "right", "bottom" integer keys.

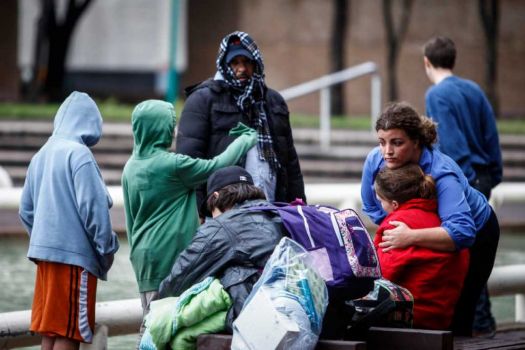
[
  {"left": 423, "top": 36, "right": 502, "bottom": 200},
  {"left": 423, "top": 36, "right": 502, "bottom": 337}
]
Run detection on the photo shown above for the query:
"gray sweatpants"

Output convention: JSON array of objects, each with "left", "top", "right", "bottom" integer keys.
[{"left": 135, "top": 290, "right": 159, "bottom": 350}]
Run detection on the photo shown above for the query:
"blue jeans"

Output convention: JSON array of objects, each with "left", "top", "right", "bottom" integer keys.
[{"left": 473, "top": 285, "right": 496, "bottom": 332}]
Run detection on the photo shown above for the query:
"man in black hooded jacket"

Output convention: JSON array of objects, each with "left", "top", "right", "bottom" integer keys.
[
  {"left": 175, "top": 31, "right": 306, "bottom": 217},
  {"left": 158, "top": 166, "right": 286, "bottom": 330}
]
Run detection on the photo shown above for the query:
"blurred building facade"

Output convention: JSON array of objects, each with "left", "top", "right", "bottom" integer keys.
[
  {"left": 6, "top": 0, "right": 525, "bottom": 118},
  {"left": 0, "top": 0, "right": 18, "bottom": 100}
]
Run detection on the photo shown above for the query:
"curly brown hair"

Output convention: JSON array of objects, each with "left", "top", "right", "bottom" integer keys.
[{"left": 375, "top": 101, "right": 438, "bottom": 148}]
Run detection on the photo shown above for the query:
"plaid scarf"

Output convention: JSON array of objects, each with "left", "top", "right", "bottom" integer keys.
[{"left": 216, "top": 31, "right": 280, "bottom": 173}]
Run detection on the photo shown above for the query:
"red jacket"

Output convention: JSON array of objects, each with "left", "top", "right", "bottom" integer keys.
[{"left": 375, "top": 198, "right": 469, "bottom": 330}]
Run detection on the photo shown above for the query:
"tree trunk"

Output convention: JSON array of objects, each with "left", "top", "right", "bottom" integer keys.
[
  {"left": 382, "top": 0, "right": 413, "bottom": 102},
  {"left": 27, "top": 0, "right": 53, "bottom": 101},
  {"left": 45, "top": 13, "right": 78, "bottom": 101},
  {"left": 479, "top": 0, "right": 500, "bottom": 118},
  {"left": 28, "top": 0, "right": 93, "bottom": 102},
  {"left": 330, "top": 0, "right": 349, "bottom": 116}
]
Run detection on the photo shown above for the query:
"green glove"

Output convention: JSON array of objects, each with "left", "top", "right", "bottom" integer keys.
[{"left": 228, "top": 122, "right": 256, "bottom": 137}]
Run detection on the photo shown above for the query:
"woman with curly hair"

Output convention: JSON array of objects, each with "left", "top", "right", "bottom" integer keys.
[{"left": 361, "top": 102, "right": 499, "bottom": 336}]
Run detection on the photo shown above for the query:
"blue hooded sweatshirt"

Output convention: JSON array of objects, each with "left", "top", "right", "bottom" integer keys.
[{"left": 19, "top": 91, "right": 119, "bottom": 280}]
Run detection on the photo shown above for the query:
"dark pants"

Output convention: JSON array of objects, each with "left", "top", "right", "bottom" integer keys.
[
  {"left": 451, "top": 208, "right": 500, "bottom": 336},
  {"left": 473, "top": 285, "right": 496, "bottom": 333},
  {"left": 472, "top": 165, "right": 493, "bottom": 200},
  {"left": 471, "top": 167, "right": 497, "bottom": 333}
]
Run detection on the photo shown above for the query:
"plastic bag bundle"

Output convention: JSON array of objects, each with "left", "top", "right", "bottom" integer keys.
[{"left": 231, "top": 237, "right": 329, "bottom": 350}]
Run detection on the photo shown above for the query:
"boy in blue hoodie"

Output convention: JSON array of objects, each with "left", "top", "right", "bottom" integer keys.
[{"left": 19, "top": 91, "right": 120, "bottom": 349}]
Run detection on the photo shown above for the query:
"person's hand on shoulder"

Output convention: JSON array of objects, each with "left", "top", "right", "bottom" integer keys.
[{"left": 229, "top": 122, "right": 257, "bottom": 146}]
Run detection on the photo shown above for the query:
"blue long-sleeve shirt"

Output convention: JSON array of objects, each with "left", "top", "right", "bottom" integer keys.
[
  {"left": 361, "top": 146, "right": 492, "bottom": 250},
  {"left": 425, "top": 76, "right": 502, "bottom": 187}
]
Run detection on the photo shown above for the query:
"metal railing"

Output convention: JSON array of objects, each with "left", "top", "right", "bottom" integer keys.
[
  {"left": 2, "top": 183, "right": 524, "bottom": 212},
  {"left": 1, "top": 264, "right": 524, "bottom": 349},
  {"left": 0, "top": 299, "right": 142, "bottom": 349},
  {"left": 489, "top": 265, "right": 525, "bottom": 322},
  {"left": 279, "top": 61, "right": 381, "bottom": 151}
]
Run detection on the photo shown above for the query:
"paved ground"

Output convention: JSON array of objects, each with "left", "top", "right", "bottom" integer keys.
[{"left": 454, "top": 324, "right": 525, "bottom": 349}]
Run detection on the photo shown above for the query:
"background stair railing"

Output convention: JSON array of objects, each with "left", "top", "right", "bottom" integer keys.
[{"left": 279, "top": 61, "right": 381, "bottom": 150}]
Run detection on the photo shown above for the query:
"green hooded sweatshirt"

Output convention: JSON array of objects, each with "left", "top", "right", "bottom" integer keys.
[{"left": 122, "top": 100, "right": 256, "bottom": 292}]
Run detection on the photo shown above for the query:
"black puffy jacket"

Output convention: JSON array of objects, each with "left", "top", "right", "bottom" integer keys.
[
  {"left": 157, "top": 199, "right": 285, "bottom": 330},
  {"left": 175, "top": 79, "right": 306, "bottom": 212}
]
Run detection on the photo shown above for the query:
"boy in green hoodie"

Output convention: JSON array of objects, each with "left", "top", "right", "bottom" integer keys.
[{"left": 121, "top": 100, "right": 257, "bottom": 346}]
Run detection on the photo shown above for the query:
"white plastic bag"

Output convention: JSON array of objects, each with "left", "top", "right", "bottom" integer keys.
[{"left": 231, "top": 237, "right": 329, "bottom": 350}]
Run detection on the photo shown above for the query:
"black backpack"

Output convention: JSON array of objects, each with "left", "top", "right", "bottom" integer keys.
[{"left": 320, "top": 278, "right": 414, "bottom": 340}]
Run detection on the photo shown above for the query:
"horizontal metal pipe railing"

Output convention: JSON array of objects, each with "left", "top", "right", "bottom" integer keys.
[
  {"left": 279, "top": 62, "right": 379, "bottom": 101},
  {"left": 279, "top": 61, "right": 381, "bottom": 149},
  {"left": 0, "top": 299, "right": 142, "bottom": 349},
  {"left": 488, "top": 265, "right": 525, "bottom": 295},
  {"left": 1, "top": 265, "right": 524, "bottom": 348}
]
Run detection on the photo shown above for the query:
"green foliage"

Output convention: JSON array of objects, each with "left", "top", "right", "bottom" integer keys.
[
  {"left": 497, "top": 120, "right": 525, "bottom": 135},
  {"left": 290, "top": 113, "right": 372, "bottom": 130},
  {"left": 0, "top": 99, "right": 184, "bottom": 123},
  {"left": 0, "top": 101, "right": 522, "bottom": 134},
  {"left": 0, "top": 103, "right": 61, "bottom": 119}
]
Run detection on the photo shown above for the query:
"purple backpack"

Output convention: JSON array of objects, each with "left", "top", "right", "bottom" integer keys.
[{"left": 255, "top": 203, "right": 382, "bottom": 299}]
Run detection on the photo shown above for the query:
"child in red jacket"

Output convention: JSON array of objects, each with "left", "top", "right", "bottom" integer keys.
[{"left": 374, "top": 163, "right": 469, "bottom": 330}]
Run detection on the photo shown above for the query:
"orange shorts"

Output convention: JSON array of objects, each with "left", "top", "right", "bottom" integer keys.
[{"left": 31, "top": 261, "right": 97, "bottom": 343}]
